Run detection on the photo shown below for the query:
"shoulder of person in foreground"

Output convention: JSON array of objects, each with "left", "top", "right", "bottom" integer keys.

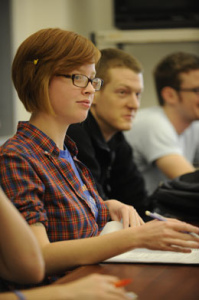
[{"left": 0, "top": 188, "right": 45, "bottom": 284}]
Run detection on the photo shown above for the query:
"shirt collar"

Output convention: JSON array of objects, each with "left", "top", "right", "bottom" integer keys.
[{"left": 17, "top": 121, "right": 78, "bottom": 157}]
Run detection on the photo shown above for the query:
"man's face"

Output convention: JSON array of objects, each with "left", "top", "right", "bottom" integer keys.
[
  {"left": 176, "top": 69, "right": 199, "bottom": 122},
  {"left": 91, "top": 67, "right": 143, "bottom": 141}
]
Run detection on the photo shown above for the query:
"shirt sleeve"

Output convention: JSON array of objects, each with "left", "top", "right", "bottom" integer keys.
[
  {"left": 0, "top": 152, "right": 48, "bottom": 228},
  {"left": 127, "top": 112, "right": 182, "bottom": 167}
]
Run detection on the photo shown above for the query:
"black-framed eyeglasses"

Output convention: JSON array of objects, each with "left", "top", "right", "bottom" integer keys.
[
  {"left": 57, "top": 74, "right": 103, "bottom": 91},
  {"left": 175, "top": 87, "right": 199, "bottom": 96}
]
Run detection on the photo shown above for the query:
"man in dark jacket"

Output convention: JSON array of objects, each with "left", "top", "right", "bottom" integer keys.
[{"left": 68, "top": 48, "right": 148, "bottom": 218}]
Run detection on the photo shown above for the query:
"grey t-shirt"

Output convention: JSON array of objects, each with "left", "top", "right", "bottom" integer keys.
[{"left": 125, "top": 106, "right": 199, "bottom": 195}]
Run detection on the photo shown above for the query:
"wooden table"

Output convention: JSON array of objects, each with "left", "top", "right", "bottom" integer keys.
[{"left": 56, "top": 262, "right": 199, "bottom": 300}]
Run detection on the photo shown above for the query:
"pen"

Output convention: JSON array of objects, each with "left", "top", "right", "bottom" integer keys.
[
  {"left": 145, "top": 210, "right": 166, "bottom": 221},
  {"left": 114, "top": 278, "right": 132, "bottom": 287},
  {"left": 145, "top": 210, "right": 199, "bottom": 238},
  {"left": 114, "top": 279, "right": 137, "bottom": 299}
]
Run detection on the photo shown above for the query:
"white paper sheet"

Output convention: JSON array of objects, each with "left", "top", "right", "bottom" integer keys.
[{"left": 101, "top": 221, "right": 199, "bottom": 264}]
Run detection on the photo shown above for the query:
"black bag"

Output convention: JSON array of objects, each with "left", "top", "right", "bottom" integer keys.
[{"left": 150, "top": 170, "right": 199, "bottom": 222}]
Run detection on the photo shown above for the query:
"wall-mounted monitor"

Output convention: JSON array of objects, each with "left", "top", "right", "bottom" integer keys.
[{"left": 114, "top": 0, "right": 199, "bottom": 29}]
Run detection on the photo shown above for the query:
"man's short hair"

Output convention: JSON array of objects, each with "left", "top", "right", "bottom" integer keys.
[
  {"left": 96, "top": 48, "right": 143, "bottom": 88},
  {"left": 154, "top": 52, "right": 199, "bottom": 106}
]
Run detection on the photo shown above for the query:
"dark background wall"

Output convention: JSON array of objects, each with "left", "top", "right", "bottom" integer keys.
[{"left": 0, "top": 0, "right": 14, "bottom": 140}]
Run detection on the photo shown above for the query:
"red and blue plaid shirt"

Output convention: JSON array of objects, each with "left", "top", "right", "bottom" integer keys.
[{"left": 0, "top": 122, "right": 110, "bottom": 242}]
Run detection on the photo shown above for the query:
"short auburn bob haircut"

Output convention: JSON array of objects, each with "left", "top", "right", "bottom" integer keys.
[{"left": 12, "top": 28, "right": 101, "bottom": 114}]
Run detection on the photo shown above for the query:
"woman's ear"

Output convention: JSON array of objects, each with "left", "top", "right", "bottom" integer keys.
[{"left": 161, "top": 86, "right": 179, "bottom": 105}]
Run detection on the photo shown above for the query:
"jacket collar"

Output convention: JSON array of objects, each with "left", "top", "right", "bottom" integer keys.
[{"left": 84, "top": 112, "right": 124, "bottom": 151}]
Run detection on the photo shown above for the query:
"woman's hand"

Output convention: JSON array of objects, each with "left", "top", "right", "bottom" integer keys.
[
  {"left": 132, "top": 219, "right": 199, "bottom": 252},
  {"left": 106, "top": 199, "right": 144, "bottom": 228}
]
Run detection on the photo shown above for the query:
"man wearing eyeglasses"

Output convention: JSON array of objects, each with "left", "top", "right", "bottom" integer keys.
[
  {"left": 125, "top": 52, "right": 199, "bottom": 195},
  {"left": 68, "top": 48, "right": 149, "bottom": 219}
]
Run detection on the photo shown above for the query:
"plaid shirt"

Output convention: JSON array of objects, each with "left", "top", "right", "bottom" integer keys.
[{"left": 0, "top": 122, "right": 110, "bottom": 242}]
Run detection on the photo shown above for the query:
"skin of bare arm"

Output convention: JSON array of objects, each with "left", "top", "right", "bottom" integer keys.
[
  {"left": 156, "top": 154, "right": 195, "bottom": 179},
  {"left": 0, "top": 188, "right": 45, "bottom": 284},
  {"left": 30, "top": 220, "right": 199, "bottom": 276},
  {"left": 0, "top": 274, "right": 130, "bottom": 300}
]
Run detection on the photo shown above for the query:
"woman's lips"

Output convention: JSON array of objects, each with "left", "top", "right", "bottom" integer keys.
[{"left": 77, "top": 100, "right": 91, "bottom": 108}]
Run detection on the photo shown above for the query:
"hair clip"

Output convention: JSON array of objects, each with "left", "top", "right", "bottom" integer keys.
[{"left": 33, "top": 59, "right": 39, "bottom": 65}]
